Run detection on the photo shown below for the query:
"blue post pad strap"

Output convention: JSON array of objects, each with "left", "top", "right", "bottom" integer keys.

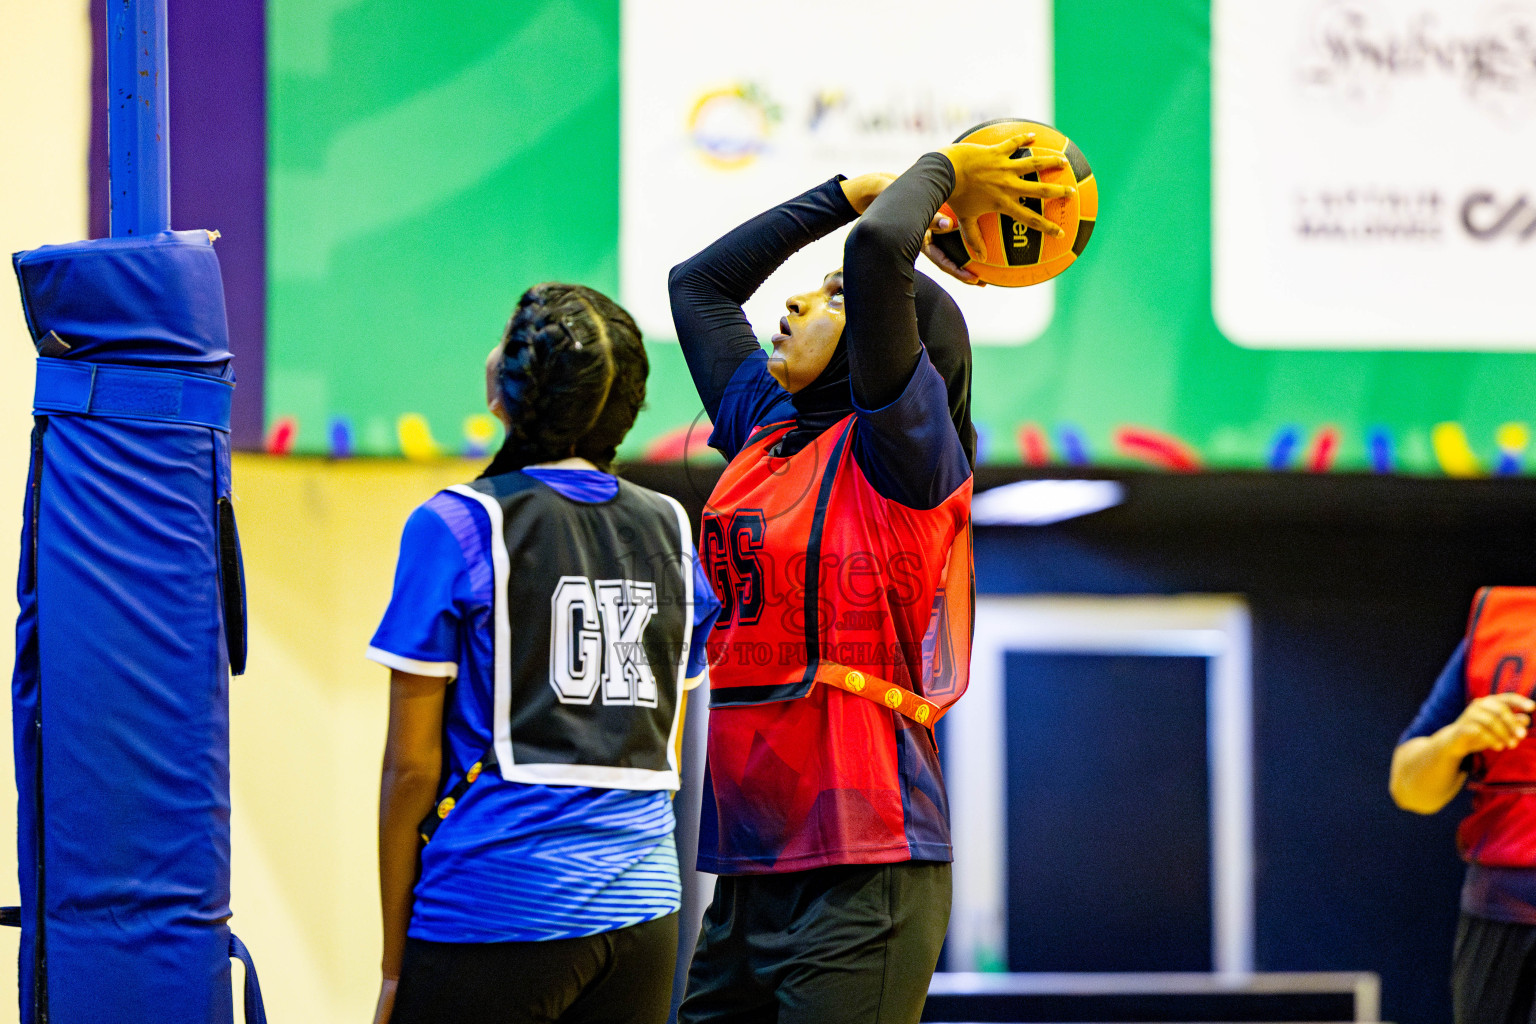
[
  {"left": 34, "top": 360, "right": 233, "bottom": 432},
  {"left": 229, "top": 933, "right": 268, "bottom": 1024}
]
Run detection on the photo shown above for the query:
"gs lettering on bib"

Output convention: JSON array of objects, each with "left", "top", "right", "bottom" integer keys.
[
  {"left": 450, "top": 473, "right": 694, "bottom": 791},
  {"left": 701, "top": 414, "right": 971, "bottom": 717},
  {"left": 1460, "top": 586, "right": 1536, "bottom": 866}
]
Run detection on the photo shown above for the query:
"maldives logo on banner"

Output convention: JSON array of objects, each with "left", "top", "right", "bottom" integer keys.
[
  {"left": 1213, "top": 0, "right": 1536, "bottom": 350},
  {"left": 619, "top": 0, "right": 1054, "bottom": 346}
]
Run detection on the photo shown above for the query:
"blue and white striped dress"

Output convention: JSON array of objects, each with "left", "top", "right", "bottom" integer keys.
[{"left": 367, "top": 468, "right": 718, "bottom": 942}]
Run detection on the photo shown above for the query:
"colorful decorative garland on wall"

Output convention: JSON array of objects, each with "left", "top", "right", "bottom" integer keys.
[{"left": 261, "top": 413, "right": 1534, "bottom": 478}]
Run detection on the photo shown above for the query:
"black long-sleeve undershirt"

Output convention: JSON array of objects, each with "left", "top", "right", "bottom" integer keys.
[
  {"left": 668, "top": 179, "right": 858, "bottom": 421},
  {"left": 842, "top": 152, "right": 956, "bottom": 411},
  {"left": 668, "top": 160, "right": 972, "bottom": 507}
]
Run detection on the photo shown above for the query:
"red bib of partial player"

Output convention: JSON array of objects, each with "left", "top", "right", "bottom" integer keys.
[
  {"left": 1460, "top": 586, "right": 1536, "bottom": 866},
  {"left": 700, "top": 415, "right": 971, "bottom": 721}
]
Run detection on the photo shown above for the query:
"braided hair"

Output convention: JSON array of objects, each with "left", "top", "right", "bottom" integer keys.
[
  {"left": 574, "top": 292, "right": 647, "bottom": 471},
  {"left": 480, "top": 283, "right": 643, "bottom": 479}
]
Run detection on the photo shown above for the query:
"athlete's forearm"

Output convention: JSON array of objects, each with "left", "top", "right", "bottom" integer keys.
[
  {"left": 378, "top": 761, "right": 439, "bottom": 978},
  {"left": 669, "top": 178, "right": 858, "bottom": 418},
  {"left": 1390, "top": 729, "right": 1470, "bottom": 814},
  {"left": 843, "top": 152, "right": 955, "bottom": 410},
  {"left": 377, "top": 670, "right": 448, "bottom": 979}
]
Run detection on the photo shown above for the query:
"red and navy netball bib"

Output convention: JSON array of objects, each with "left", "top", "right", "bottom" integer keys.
[
  {"left": 1460, "top": 586, "right": 1536, "bottom": 867},
  {"left": 702, "top": 414, "right": 971, "bottom": 712}
]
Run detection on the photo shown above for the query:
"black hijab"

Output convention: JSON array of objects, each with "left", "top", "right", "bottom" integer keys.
[
  {"left": 774, "top": 337, "right": 853, "bottom": 457},
  {"left": 773, "top": 272, "right": 974, "bottom": 467}
]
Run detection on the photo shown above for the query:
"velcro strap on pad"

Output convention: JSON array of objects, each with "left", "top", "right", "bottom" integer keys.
[{"left": 34, "top": 359, "right": 233, "bottom": 431}]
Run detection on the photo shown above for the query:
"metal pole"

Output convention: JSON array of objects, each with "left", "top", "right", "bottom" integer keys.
[{"left": 106, "top": 0, "right": 171, "bottom": 237}]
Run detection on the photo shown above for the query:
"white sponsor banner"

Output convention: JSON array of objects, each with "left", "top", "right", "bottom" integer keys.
[
  {"left": 1214, "top": 0, "right": 1536, "bottom": 349},
  {"left": 620, "top": 0, "right": 1054, "bottom": 347}
]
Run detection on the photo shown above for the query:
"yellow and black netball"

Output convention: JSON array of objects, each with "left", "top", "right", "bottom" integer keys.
[{"left": 932, "top": 118, "right": 1098, "bottom": 288}]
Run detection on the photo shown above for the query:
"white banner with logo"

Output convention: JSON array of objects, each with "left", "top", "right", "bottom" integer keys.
[
  {"left": 1214, "top": 0, "right": 1536, "bottom": 349},
  {"left": 620, "top": 0, "right": 1054, "bottom": 346}
]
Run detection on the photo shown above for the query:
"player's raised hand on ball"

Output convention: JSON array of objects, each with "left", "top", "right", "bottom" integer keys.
[
  {"left": 923, "top": 211, "right": 982, "bottom": 285},
  {"left": 1450, "top": 692, "right": 1535, "bottom": 755},
  {"left": 942, "top": 132, "right": 1074, "bottom": 259}
]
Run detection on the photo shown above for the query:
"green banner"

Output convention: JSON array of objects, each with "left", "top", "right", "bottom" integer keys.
[{"left": 268, "top": 0, "right": 1536, "bottom": 474}]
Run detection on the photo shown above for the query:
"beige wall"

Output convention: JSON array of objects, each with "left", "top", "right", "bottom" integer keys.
[
  {"left": 0, "top": 7, "right": 454, "bottom": 1021},
  {"left": 228, "top": 456, "right": 470, "bottom": 1021},
  {"left": 0, "top": 2, "right": 91, "bottom": 1022}
]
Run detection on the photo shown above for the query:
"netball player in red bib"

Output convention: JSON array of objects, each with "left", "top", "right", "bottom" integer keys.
[
  {"left": 1393, "top": 588, "right": 1536, "bottom": 1023},
  {"left": 670, "top": 138, "right": 1069, "bottom": 1023}
]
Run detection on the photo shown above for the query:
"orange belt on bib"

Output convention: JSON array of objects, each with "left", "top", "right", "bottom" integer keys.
[{"left": 813, "top": 662, "right": 944, "bottom": 727}]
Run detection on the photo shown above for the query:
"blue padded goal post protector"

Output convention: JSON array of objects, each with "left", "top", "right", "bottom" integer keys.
[{"left": 11, "top": 230, "right": 262, "bottom": 1023}]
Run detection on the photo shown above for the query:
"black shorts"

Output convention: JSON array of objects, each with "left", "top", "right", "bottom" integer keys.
[
  {"left": 1453, "top": 912, "right": 1536, "bottom": 1024},
  {"left": 391, "top": 913, "right": 678, "bottom": 1024},
  {"left": 678, "top": 861, "right": 951, "bottom": 1024}
]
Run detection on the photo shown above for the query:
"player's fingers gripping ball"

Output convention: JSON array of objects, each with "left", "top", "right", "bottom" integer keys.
[{"left": 932, "top": 118, "right": 1098, "bottom": 287}]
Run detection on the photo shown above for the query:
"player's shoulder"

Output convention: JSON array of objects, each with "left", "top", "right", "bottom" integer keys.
[
  {"left": 413, "top": 486, "right": 490, "bottom": 532},
  {"left": 846, "top": 420, "right": 971, "bottom": 514},
  {"left": 395, "top": 487, "right": 494, "bottom": 565},
  {"left": 713, "top": 351, "right": 795, "bottom": 458},
  {"left": 614, "top": 477, "right": 692, "bottom": 533},
  {"left": 420, "top": 486, "right": 479, "bottom": 518}
]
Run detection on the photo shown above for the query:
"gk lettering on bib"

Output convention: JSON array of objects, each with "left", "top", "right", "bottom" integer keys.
[{"left": 450, "top": 473, "right": 695, "bottom": 790}]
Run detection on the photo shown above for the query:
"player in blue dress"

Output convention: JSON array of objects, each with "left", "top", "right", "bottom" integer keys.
[{"left": 369, "top": 284, "right": 720, "bottom": 1024}]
